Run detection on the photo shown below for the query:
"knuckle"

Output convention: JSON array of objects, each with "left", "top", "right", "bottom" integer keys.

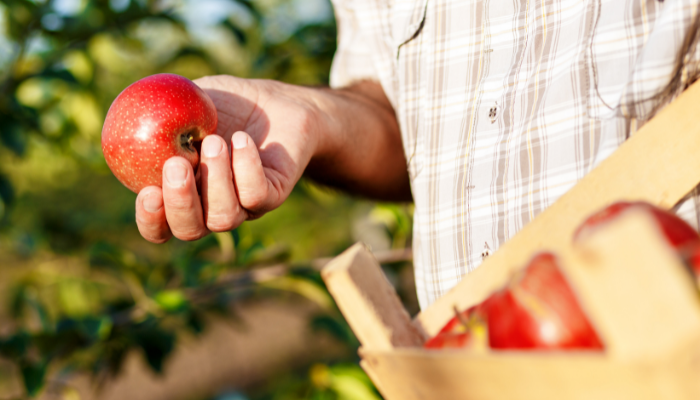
[
  {"left": 207, "top": 218, "right": 237, "bottom": 232},
  {"left": 194, "top": 75, "right": 217, "bottom": 88},
  {"left": 165, "top": 195, "right": 196, "bottom": 212},
  {"left": 246, "top": 211, "right": 266, "bottom": 221},
  {"left": 173, "top": 228, "right": 207, "bottom": 242},
  {"left": 205, "top": 211, "right": 238, "bottom": 232},
  {"left": 208, "top": 163, "right": 233, "bottom": 182},
  {"left": 241, "top": 191, "right": 267, "bottom": 211},
  {"left": 136, "top": 216, "right": 161, "bottom": 232},
  {"left": 136, "top": 224, "right": 171, "bottom": 244},
  {"left": 145, "top": 235, "right": 170, "bottom": 244}
]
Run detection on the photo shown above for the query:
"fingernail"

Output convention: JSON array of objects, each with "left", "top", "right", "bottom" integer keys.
[
  {"left": 202, "top": 136, "right": 223, "bottom": 157},
  {"left": 232, "top": 132, "right": 247, "bottom": 149},
  {"left": 143, "top": 193, "right": 163, "bottom": 213},
  {"left": 165, "top": 162, "right": 187, "bottom": 187}
]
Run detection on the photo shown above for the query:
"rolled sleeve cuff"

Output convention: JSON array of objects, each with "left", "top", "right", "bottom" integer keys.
[{"left": 329, "top": 0, "right": 379, "bottom": 88}]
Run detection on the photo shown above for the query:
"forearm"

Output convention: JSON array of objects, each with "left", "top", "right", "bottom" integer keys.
[{"left": 306, "top": 80, "right": 412, "bottom": 202}]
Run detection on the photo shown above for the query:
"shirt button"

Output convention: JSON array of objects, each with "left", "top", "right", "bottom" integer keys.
[
  {"left": 489, "top": 104, "right": 498, "bottom": 123},
  {"left": 481, "top": 242, "right": 492, "bottom": 259}
]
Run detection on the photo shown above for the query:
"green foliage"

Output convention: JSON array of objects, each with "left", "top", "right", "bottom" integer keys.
[
  {"left": 0, "top": 0, "right": 410, "bottom": 398},
  {"left": 217, "top": 363, "right": 381, "bottom": 400}
]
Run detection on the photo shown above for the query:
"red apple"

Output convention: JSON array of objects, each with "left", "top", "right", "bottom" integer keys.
[
  {"left": 574, "top": 201, "right": 700, "bottom": 249},
  {"left": 423, "top": 306, "right": 486, "bottom": 350},
  {"left": 426, "top": 202, "right": 699, "bottom": 351},
  {"left": 101, "top": 73, "right": 217, "bottom": 193},
  {"left": 424, "top": 253, "right": 604, "bottom": 351},
  {"left": 481, "top": 253, "right": 604, "bottom": 350}
]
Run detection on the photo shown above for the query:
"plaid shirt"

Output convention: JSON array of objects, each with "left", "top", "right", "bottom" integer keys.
[{"left": 329, "top": 0, "right": 700, "bottom": 308}]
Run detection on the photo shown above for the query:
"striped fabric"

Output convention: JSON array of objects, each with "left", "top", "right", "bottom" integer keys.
[{"left": 330, "top": 0, "right": 700, "bottom": 309}]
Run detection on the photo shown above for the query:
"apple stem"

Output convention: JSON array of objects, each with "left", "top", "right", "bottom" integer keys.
[
  {"left": 453, "top": 305, "right": 471, "bottom": 330},
  {"left": 180, "top": 131, "right": 196, "bottom": 152}
]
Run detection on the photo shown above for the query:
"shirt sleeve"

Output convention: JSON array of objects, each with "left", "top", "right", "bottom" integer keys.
[{"left": 329, "top": 0, "right": 380, "bottom": 88}]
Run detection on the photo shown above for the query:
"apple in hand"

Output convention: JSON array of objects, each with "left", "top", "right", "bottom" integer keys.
[{"left": 101, "top": 73, "right": 218, "bottom": 193}]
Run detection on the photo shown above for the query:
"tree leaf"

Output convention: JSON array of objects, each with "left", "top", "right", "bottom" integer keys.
[
  {"left": 153, "top": 290, "right": 188, "bottom": 313},
  {"left": 130, "top": 323, "right": 175, "bottom": 374},
  {"left": 0, "top": 332, "right": 30, "bottom": 359},
  {"left": 21, "top": 359, "right": 48, "bottom": 398},
  {"left": 0, "top": 174, "right": 15, "bottom": 205},
  {"left": 0, "top": 117, "right": 28, "bottom": 156},
  {"left": 220, "top": 20, "right": 247, "bottom": 44}
]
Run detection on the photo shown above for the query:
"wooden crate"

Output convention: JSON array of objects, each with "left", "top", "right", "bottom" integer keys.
[{"left": 321, "top": 82, "right": 700, "bottom": 399}]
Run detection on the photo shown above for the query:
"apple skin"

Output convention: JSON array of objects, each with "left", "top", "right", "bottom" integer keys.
[
  {"left": 423, "top": 306, "right": 485, "bottom": 350},
  {"left": 481, "top": 253, "right": 604, "bottom": 350},
  {"left": 101, "top": 73, "right": 218, "bottom": 193}
]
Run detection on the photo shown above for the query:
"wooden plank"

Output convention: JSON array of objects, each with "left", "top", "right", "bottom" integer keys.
[
  {"left": 418, "top": 80, "right": 700, "bottom": 336},
  {"left": 321, "top": 243, "right": 426, "bottom": 350},
  {"left": 360, "top": 347, "right": 700, "bottom": 400},
  {"left": 559, "top": 211, "right": 700, "bottom": 362},
  {"left": 359, "top": 359, "right": 392, "bottom": 400}
]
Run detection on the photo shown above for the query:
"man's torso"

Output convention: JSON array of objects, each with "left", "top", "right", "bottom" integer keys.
[{"left": 330, "top": 0, "right": 700, "bottom": 308}]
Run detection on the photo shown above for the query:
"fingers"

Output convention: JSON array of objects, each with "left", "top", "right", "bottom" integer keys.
[
  {"left": 200, "top": 135, "right": 247, "bottom": 231},
  {"left": 136, "top": 186, "right": 172, "bottom": 244},
  {"left": 231, "top": 131, "right": 279, "bottom": 213},
  {"left": 162, "top": 157, "right": 209, "bottom": 241},
  {"left": 137, "top": 132, "right": 273, "bottom": 243}
]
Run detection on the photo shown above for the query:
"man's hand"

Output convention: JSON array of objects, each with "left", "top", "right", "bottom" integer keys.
[{"left": 134, "top": 76, "right": 410, "bottom": 243}]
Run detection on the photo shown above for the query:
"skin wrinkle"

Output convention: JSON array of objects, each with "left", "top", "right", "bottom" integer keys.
[
  {"left": 204, "top": 212, "right": 238, "bottom": 232},
  {"left": 165, "top": 190, "right": 198, "bottom": 212},
  {"left": 201, "top": 137, "right": 241, "bottom": 230},
  {"left": 172, "top": 228, "right": 208, "bottom": 242}
]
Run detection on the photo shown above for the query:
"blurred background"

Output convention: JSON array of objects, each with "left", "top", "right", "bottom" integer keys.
[{"left": 0, "top": 0, "right": 417, "bottom": 399}]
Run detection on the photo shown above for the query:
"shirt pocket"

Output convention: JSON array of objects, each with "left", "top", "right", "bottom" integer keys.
[
  {"left": 391, "top": 0, "right": 429, "bottom": 54},
  {"left": 392, "top": 0, "right": 428, "bottom": 180},
  {"left": 585, "top": 0, "right": 700, "bottom": 123}
]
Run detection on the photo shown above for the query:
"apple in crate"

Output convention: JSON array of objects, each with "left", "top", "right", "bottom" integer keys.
[
  {"left": 481, "top": 253, "right": 603, "bottom": 349},
  {"left": 101, "top": 73, "right": 218, "bottom": 193},
  {"left": 425, "top": 253, "right": 604, "bottom": 350},
  {"left": 423, "top": 306, "right": 487, "bottom": 350},
  {"left": 425, "top": 201, "right": 700, "bottom": 351}
]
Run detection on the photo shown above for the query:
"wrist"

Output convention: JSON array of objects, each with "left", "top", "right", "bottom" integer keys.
[{"left": 301, "top": 85, "right": 344, "bottom": 162}]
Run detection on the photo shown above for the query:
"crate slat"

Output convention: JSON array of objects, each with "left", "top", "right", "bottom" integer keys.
[
  {"left": 359, "top": 347, "right": 700, "bottom": 400},
  {"left": 322, "top": 243, "right": 425, "bottom": 350},
  {"left": 560, "top": 211, "right": 700, "bottom": 361}
]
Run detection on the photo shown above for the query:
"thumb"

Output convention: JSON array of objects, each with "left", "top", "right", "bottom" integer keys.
[{"left": 231, "top": 131, "right": 280, "bottom": 213}]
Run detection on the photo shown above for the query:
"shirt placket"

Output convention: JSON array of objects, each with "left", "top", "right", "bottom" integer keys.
[{"left": 466, "top": 0, "right": 519, "bottom": 268}]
